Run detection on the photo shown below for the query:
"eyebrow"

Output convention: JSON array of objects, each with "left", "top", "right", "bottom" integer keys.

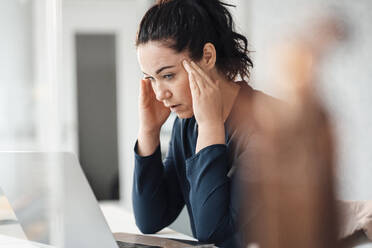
[{"left": 143, "top": 65, "right": 176, "bottom": 76}]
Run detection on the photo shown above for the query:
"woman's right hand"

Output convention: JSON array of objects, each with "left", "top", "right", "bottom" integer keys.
[
  {"left": 137, "top": 79, "right": 170, "bottom": 156},
  {"left": 139, "top": 78, "right": 171, "bottom": 133}
]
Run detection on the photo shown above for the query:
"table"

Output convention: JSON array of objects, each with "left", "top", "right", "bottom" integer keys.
[
  {"left": 99, "top": 201, "right": 196, "bottom": 241},
  {"left": 100, "top": 201, "right": 372, "bottom": 248}
]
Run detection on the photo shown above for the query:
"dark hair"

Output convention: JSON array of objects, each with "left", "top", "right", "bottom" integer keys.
[{"left": 136, "top": 0, "right": 253, "bottom": 82}]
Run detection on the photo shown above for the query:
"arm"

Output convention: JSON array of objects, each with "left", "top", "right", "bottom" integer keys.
[
  {"left": 186, "top": 144, "right": 241, "bottom": 246},
  {"left": 181, "top": 60, "right": 242, "bottom": 245},
  {"left": 132, "top": 119, "right": 185, "bottom": 234}
]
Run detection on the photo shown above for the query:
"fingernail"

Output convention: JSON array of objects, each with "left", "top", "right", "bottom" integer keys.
[{"left": 182, "top": 60, "right": 188, "bottom": 66}]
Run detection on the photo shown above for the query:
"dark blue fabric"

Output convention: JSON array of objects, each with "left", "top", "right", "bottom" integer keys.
[{"left": 132, "top": 116, "right": 245, "bottom": 248}]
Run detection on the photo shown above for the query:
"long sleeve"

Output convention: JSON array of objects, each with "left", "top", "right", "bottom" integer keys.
[
  {"left": 186, "top": 144, "right": 241, "bottom": 247},
  {"left": 132, "top": 136, "right": 185, "bottom": 234}
]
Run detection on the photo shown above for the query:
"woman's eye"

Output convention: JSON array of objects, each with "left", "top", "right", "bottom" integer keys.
[{"left": 163, "top": 74, "right": 174, "bottom": 80}]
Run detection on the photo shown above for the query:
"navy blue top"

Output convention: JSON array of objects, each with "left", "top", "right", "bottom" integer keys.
[{"left": 132, "top": 83, "right": 256, "bottom": 247}]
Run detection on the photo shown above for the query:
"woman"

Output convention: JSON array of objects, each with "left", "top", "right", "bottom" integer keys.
[
  {"left": 132, "top": 0, "right": 254, "bottom": 247},
  {"left": 132, "top": 0, "right": 372, "bottom": 247}
]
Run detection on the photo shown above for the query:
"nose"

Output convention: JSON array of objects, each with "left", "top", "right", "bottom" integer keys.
[{"left": 154, "top": 82, "right": 172, "bottom": 102}]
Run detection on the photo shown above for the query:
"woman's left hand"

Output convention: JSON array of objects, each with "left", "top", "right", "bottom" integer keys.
[
  {"left": 182, "top": 60, "right": 224, "bottom": 128},
  {"left": 182, "top": 60, "right": 225, "bottom": 153}
]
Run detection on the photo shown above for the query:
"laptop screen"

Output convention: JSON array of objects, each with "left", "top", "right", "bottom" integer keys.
[{"left": 0, "top": 152, "right": 118, "bottom": 248}]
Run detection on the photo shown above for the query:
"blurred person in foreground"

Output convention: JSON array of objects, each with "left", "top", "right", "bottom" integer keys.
[
  {"left": 241, "top": 16, "right": 372, "bottom": 248},
  {"left": 131, "top": 0, "right": 372, "bottom": 247}
]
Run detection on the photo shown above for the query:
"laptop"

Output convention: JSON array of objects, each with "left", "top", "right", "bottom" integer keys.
[{"left": 0, "top": 152, "right": 120, "bottom": 248}]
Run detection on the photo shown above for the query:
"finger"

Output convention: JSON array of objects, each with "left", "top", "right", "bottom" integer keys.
[
  {"left": 140, "top": 79, "right": 147, "bottom": 96},
  {"left": 142, "top": 79, "right": 156, "bottom": 100},
  {"left": 188, "top": 61, "right": 215, "bottom": 91},
  {"left": 183, "top": 60, "right": 194, "bottom": 76},
  {"left": 140, "top": 79, "right": 149, "bottom": 96},
  {"left": 189, "top": 70, "right": 200, "bottom": 98},
  {"left": 190, "top": 61, "right": 215, "bottom": 87},
  {"left": 184, "top": 65, "right": 200, "bottom": 99},
  {"left": 182, "top": 60, "right": 200, "bottom": 95},
  {"left": 139, "top": 79, "right": 148, "bottom": 107},
  {"left": 183, "top": 60, "right": 205, "bottom": 90}
]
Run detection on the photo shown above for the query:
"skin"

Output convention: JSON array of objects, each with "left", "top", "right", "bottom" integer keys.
[{"left": 136, "top": 41, "right": 241, "bottom": 156}]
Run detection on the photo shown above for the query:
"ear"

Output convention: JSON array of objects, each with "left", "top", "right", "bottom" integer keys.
[{"left": 200, "top": 42, "right": 217, "bottom": 70}]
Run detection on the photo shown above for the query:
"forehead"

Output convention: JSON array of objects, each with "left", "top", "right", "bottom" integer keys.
[{"left": 137, "top": 41, "right": 188, "bottom": 74}]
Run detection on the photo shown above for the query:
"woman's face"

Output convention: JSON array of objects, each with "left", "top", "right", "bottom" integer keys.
[{"left": 137, "top": 41, "right": 194, "bottom": 119}]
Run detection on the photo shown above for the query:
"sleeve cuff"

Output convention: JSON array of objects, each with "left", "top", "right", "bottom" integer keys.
[
  {"left": 185, "top": 144, "right": 228, "bottom": 177},
  {"left": 134, "top": 140, "right": 162, "bottom": 161}
]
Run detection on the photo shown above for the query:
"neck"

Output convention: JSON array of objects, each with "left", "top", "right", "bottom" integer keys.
[{"left": 219, "top": 77, "right": 241, "bottom": 122}]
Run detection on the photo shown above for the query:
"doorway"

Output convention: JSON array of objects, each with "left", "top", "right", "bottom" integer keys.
[{"left": 75, "top": 33, "right": 119, "bottom": 200}]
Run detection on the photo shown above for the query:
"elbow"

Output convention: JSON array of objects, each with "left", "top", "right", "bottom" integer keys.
[
  {"left": 132, "top": 201, "right": 168, "bottom": 235},
  {"left": 135, "top": 221, "right": 161, "bottom": 234},
  {"left": 194, "top": 228, "right": 214, "bottom": 243},
  {"left": 133, "top": 210, "right": 163, "bottom": 235},
  {"left": 194, "top": 218, "right": 229, "bottom": 244}
]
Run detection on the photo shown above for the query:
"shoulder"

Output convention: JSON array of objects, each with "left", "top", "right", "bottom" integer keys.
[
  {"left": 238, "top": 81, "right": 284, "bottom": 107},
  {"left": 230, "top": 82, "right": 288, "bottom": 144},
  {"left": 229, "top": 82, "right": 284, "bottom": 130},
  {"left": 237, "top": 82, "right": 287, "bottom": 119}
]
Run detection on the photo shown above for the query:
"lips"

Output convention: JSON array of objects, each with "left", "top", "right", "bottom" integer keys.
[
  {"left": 165, "top": 103, "right": 179, "bottom": 108},
  {"left": 169, "top": 104, "right": 181, "bottom": 111}
]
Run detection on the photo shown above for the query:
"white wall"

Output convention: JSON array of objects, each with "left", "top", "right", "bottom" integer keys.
[
  {"left": 0, "top": 1, "right": 64, "bottom": 229},
  {"left": 0, "top": 0, "right": 34, "bottom": 150},
  {"left": 0, "top": 0, "right": 64, "bottom": 152}
]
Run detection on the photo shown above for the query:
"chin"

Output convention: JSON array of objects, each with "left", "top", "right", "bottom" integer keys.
[{"left": 176, "top": 111, "right": 193, "bottom": 119}]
